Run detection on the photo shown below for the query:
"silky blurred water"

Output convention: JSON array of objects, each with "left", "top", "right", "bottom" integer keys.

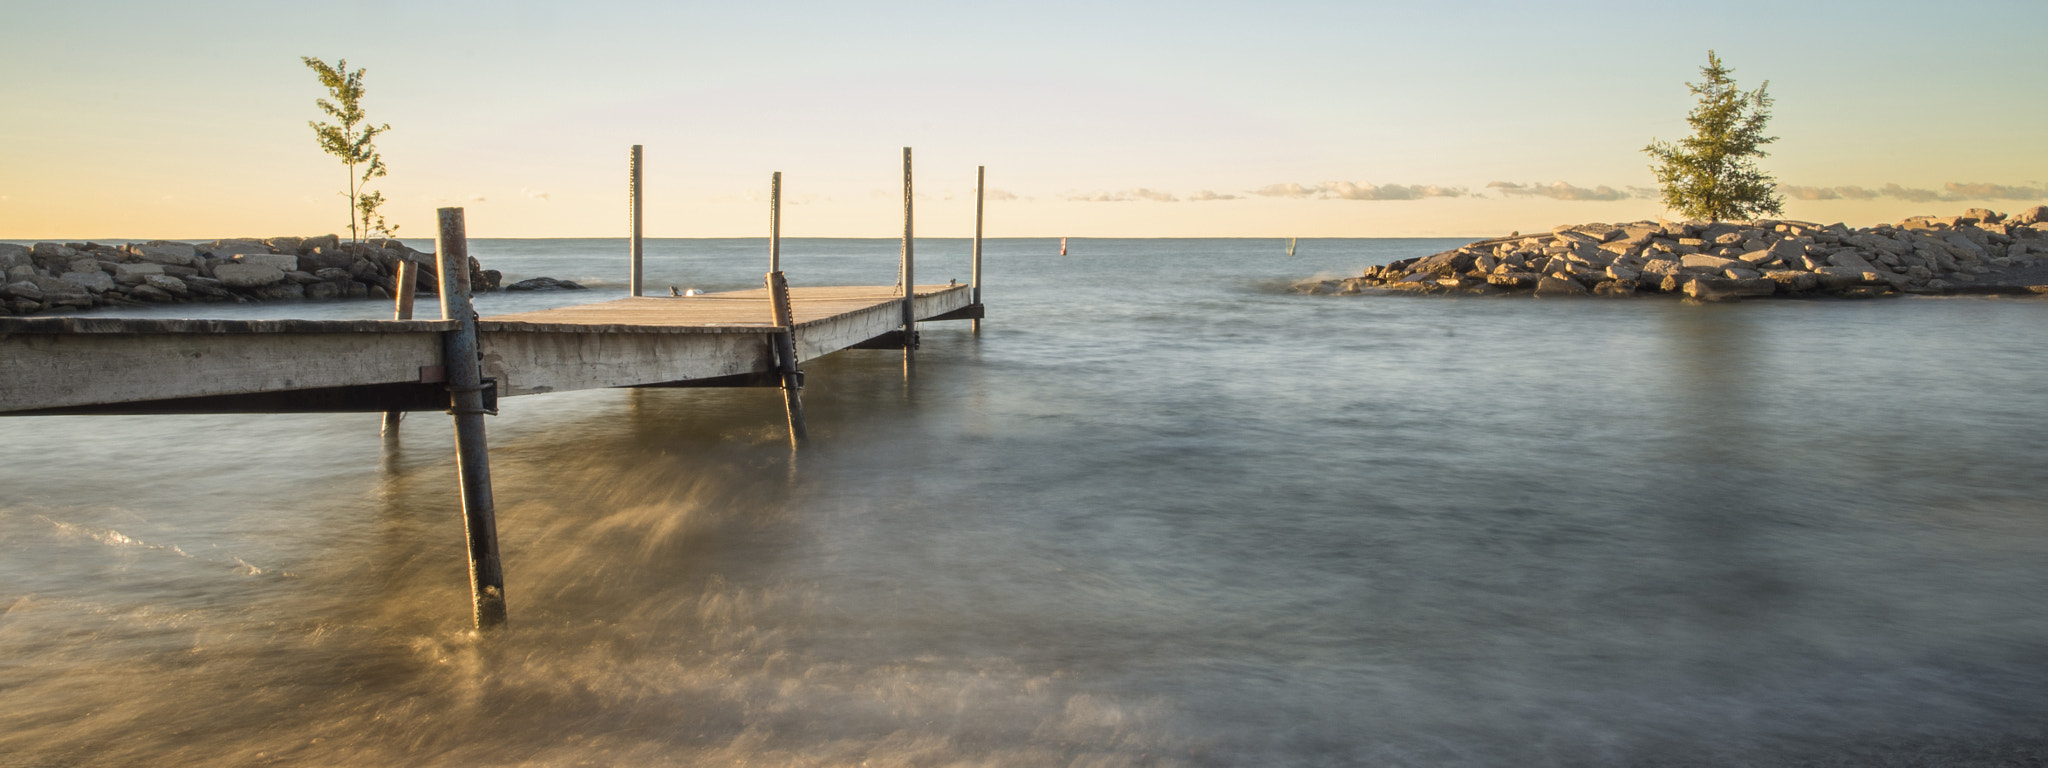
[{"left": 4, "top": 238, "right": 2047, "bottom": 766}]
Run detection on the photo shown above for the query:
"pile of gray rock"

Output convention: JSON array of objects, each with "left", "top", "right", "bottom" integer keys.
[
  {"left": 0, "top": 236, "right": 502, "bottom": 315},
  {"left": 1304, "top": 206, "right": 2048, "bottom": 301}
]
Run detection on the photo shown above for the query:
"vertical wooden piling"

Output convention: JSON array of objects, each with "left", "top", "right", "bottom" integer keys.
[
  {"left": 436, "top": 207, "right": 508, "bottom": 631},
  {"left": 629, "top": 144, "right": 645, "bottom": 298},
  {"left": 765, "top": 271, "right": 807, "bottom": 444},
  {"left": 900, "top": 147, "right": 915, "bottom": 359},
  {"left": 769, "top": 171, "right": 782, "bottom": 274},
  {"left": 972, "top": 165, "right": 985, "bottom": 334},
  {"left": 381, "top": 259, "right": 420, "bottom": 436}
]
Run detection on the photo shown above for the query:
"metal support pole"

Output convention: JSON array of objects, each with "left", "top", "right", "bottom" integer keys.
[
  {"left": 769, "top": 171, "right": 782, "bottom": 274},
  {"left": 629, "top": 144, "right": 645, "bottom": 298},
  {"left": 766, "top": 270, "right": 807, "bottom": 445},
  {"left": 972, "top": 164, "right": 985, "bottom": 334},
  {"left": 381, "top": 259, "right": 420, "bottom": 435},
  {"left": 436, "top": 208, "right": 507, "bottom": 630},
  {"left": 900, "top": 147, "right": 916, "bottom": 358}
]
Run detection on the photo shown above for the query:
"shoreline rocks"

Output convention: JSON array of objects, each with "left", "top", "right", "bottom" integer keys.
[
  {"left": 0, "top": 236, "right": 505, "bottom": 315},
  {"left": 1302, "top": 206, "right": 2048, "bottom": 302}
]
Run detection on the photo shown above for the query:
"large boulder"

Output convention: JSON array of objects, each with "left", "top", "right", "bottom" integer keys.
[
  {"left": 2012, "top": 206, "right": 2048, "bottom": 226},
  {"left": 235, "top": 253, "right": 299, "bottom": 271},
  {"left": 127, "top": 241, "right": 198, "bottom": 266},
  {"left": 1942, "top": 234, "right": 1988, "bottom": 261},
  {"left": 59, "top": 271, "right": 115, "bottom": 294},
  {"left": 180, "top": 275, "right": 231, "bottom": 298},
  {"left": 1679, "top": 253, "right": 1740, "bottom": 273},
  {"left": 0, "top": 243, "right": 28, "bottom": 271},
  {"left": 1960, "top": 208, "right": 2003, "bottom": 225},
  {"left": 1828, "top": 251, "right": 1879, "bottom": 273},
  {"left": 251, "top": 283, "right": 306, "bottom": 300},
  {"left": 1683, "top": 276, "right": 1742, "bottom": 302},
  {"left": 296, "top": 248, "right": 355, "bottom": 272},
  {"left": 199, "top": 240, "right": 273, "bottom": 258},
  {"left": 128, "top": 283, "right": 175, "bottom": 302},
  {"left": 1764, "top": 270, "right": 1819, "bottom": 292},
  {"left": 30, "top": 243, "right": 77, "bottom": 272},
  {"left": 141, "top": 274, "right": 190, "bottom": 296},
  {"left": 2, "top": 280, "right": 43, "bottom": 301},
  {"left": 1534, "top": 275, "right": 1589, "bottom": 297},
  {"left": 111, "top": 262, "right": 165, "bottom": 285},
  {"left": 1814, "top": 266, "right": 1867, "bottom": 290},
  {"left": 212, "top": 263, "right": 287, "bottom": 288}
]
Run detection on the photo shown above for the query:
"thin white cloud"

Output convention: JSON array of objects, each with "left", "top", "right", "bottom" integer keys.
[
  {"left": 983, "top": 188, "right": 1019, "bottom": 201},
  {"left": 1250, "top": 181, "right": 1467, "bottom": 200},
  {"left": 522, "top": 188, "right": 551, "bottom": 203},
  {"left": 1061, "top": 188, "right": 1180, "bottom": 203},
  {"left": 1487, "top": 181, "right": 1649, "bottom": 201},
  {"left": 1187, "top": 190, "right": 1239, "bottom": 201},
  {"left": 1779, "top": 182, "right": 2045, "bottom": 202},
  {"left": 1251, "top": 183, "right": 1317, "bottom": 199}
]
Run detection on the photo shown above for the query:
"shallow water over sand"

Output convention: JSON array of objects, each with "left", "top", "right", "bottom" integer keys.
[{"left": 4, "top": 238, "right": 2047, "bottom": 766}]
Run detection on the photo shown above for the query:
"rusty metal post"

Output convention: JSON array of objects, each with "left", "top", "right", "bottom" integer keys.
[
  {"left": 436, "top": 207, "right": 507, "bottom": 630},
  {"left": 765, "top": 271, "right": 807, "bottom": 445},
  {"left": 629, "top": 144, "right": 645, "bottom": 297}
]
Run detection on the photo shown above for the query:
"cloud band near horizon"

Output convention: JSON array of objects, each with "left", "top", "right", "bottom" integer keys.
[{"left": 991, "top": 180, "right": 2048, "bottom": 205}]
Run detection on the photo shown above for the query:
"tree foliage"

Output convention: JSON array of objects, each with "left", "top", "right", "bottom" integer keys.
[
  {"left": 303, "top": 56, "right": 396, "bottom": 244},
  {"left": 1643, "top": 51, "right": 1783, "bottom": 221}
]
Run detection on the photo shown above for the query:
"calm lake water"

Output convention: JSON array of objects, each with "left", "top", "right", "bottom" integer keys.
[{"left": 4, "top": 238, "right": 2047, "bottom": 766}]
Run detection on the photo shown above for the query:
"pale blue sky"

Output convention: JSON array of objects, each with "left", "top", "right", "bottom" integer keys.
[{"left": 4, "top": 0, "right": 2043, "bottom": 237}]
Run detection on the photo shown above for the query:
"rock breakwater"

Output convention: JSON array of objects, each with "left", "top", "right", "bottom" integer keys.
[
  {"left": 0, "top": 236, "right": 503, "bottom": 315},
  {"left": 1304, "top": 206, "right": 2048, "bottom": 301}
]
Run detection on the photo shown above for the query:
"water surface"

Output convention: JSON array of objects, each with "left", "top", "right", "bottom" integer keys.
[{"left": 4, "top": 238, "right": 2047, "bottom": 766}]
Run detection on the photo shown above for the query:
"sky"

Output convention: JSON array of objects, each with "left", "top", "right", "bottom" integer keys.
[{"left": 3, "top": 0, "right": 2045, "bottom": 239}]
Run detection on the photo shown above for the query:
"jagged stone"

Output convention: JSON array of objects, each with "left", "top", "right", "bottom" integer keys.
[
  {"left": 212, "top": 263, "right": 286, "bottom": 288},
  {"left": 127, "top": 242, "right": 198, "bottom": 266},
  {"left": 59, "top": 271, "right": 115, "bottom": 294},
  {"left": 505, "top": 276, "right": 588, "bottom": 291},
  {"left": 0, "top": 243, "right": 30, "bottom": 271},
  {"left": 1534, "top": 275, "right": 1589, "bottom": 297},
  {"left": 141, "top": 274, "right": 189, "bottom": 296}
]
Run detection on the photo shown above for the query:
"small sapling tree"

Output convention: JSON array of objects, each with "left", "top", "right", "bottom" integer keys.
[
  {"left": 304, "top": 56, "right": 397, "bottom": 244},
  {"left": 1643, "top": 51, "right": 1784, "bottom": 221}
]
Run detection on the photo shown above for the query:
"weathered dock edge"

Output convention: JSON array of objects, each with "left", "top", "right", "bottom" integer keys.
[{"left": 0, "top": 284, "right": 972, "bottom": 414}]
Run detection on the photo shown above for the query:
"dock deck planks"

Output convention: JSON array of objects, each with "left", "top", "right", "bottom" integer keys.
[{"left": 0, "top": 283, "right": 975, "bottom": 413}]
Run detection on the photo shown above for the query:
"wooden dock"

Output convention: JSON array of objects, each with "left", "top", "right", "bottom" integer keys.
[
  {"left": 0, "top": 283, "right": 976, "bottom": 415},
  {"left": 0, "top": 148, "right": 992, "bottom": 629}
]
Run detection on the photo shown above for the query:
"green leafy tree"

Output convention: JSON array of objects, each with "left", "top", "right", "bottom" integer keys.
[
  {"left": 1643, "top": 51, "right": 1783, "bottom": 221},
  {"left": 303, "top": 56, "right": 397, "bottom": 244}
]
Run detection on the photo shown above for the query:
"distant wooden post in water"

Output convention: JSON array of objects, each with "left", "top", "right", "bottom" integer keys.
[
  {"left": 972, "top": 165, "right": 985, "bottom": 334},
  {"left": 900, "top": 147, "right": 916, "bottom": 360},
  {"left": 629, "top": 144, "right": 645, "bottom": 298},
  {"left": 436, "top": 208, "right": 508, "bottom": 630},
  {"left": 380, "top": 259, "right": 420, "bottom": 435}
]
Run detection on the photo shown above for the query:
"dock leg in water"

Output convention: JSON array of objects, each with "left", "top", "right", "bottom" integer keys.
[
  {"left": 765, "top": 271, "right": 807, "bottom": 444},
  {"left": 899, "top": 147, "right": 916, "bottom": 363},
  {"left": 436, "top": 207, "right": 508, "bottom": 630},
  {"left": 972, "top": 164, "right": 985, "bottom": 334},
  {"left": 380, "top": 259, "right": 420, "bottom": 437}
]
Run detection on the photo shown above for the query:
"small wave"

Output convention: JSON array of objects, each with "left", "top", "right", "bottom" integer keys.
[
  {"left": 36, "top": 515, "right": 293, "bottom": 577},
  {"left": 39, "top": 515, "right": 192, "bottom": 557}
]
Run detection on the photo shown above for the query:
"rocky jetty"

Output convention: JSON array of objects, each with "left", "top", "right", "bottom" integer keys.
[
  {"left": 0, "top": 236, "right": 503, "bottom": 315},
  {"left": 1305, "top": 206, "right": 2048, "bottom": 301}
]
